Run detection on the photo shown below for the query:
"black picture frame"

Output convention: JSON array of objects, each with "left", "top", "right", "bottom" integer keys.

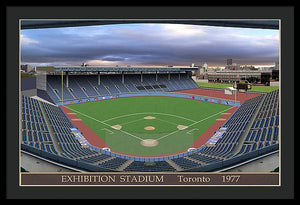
[{"left": 4, "top": 5, "right": 294, "bottom": 199}]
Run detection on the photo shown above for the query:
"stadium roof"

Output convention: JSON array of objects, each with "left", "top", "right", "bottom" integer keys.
[
  {"left": 37, "top": 65, "right": 199, "bottom": 72},
  {"left": 21, "top": 20, "right": 279, "bottom": 30}
]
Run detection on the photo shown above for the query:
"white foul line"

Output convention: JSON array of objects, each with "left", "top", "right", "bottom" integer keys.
[
  {"left": 64, "top": 106, "right": 144, "bottom": 141},
  {"left": 64, "top": 105, "right": 236, "bottom": 144},
  {"left": 187, "top": 128, "right": 199, "bottom": 135},
  {"left": 102, "top": 112, "right": 197, "bottom": 123},
  {"left": 156, "top": 106, "right": 235, "bottom": 141},
  {"left": 101, "top": 128, "right": 114, "bottom": 134},
  {"left": 120, "top": 118, "right": 144, "bottom": 126}
]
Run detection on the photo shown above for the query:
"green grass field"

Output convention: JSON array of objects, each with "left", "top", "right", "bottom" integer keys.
[
  {"left": 67, "top": 96, "right": 230, "bottom": 156},
  {"left": 196, "top": 82, "right": 279, "bottom": 93}
]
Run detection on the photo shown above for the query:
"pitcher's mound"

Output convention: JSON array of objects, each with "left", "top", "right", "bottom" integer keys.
[
  {"left": 144, "top": 116, "right": 156, "bottom": 120},
  {"left": 144, "top": 126, "right": 155, "bottom": 130},
  {"left": 111, "top": 125, "right": 122, "bottom": 130},
  {"left": 177, "top": 125, "right": 188, "bottom": 130},
  {"left": 141, "top": 139, "right": 158, "bottom": 147}
]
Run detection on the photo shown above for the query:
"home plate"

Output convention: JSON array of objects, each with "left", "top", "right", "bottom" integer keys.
[
  {"left": 144, "top": 116, "right": 156, "bottom": 120},
  {"left": 177, "top": 125, "right": 188, "bottom": 130},
  {"left": 111, "top": 125, "right": 122, "bottom": 130},
  {"left": 141, "top": 139, "right": 158, "bottom": 147}
]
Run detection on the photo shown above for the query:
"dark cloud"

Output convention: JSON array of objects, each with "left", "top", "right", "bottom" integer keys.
[
  {"left": 21, "top": 24, "right": 279, "bottom": 67},
  {"left": 101, "top": 56, "right": 126, "bottom": 61}
]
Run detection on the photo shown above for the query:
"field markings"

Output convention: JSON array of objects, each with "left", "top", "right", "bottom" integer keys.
[
  {"left": 120, "top": 118, "right": 144, "bottom": 126},
  {"left": 101, "top": 128, "right": 114, "bottom": 134},
  {"left": 156, "top": 106, "right": 235, "bottom": 142},
  {"left": 102, "top": 112, "right": 197, "bottom": 123},
  {"left": 155, "top": 118, "right": 181, "bottom": 126},
  {"left": 187, "top": 128, "right": 199, "bottom": 135},
  {"left": 64, "top": 105, "right": 236, "bottom": 146},
  {"left": 64, "top": 106, "right": 144, "bottom": 141}
]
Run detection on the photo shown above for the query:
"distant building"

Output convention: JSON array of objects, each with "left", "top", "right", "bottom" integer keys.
[
  {"left": 194, "top": 65, "right": 208, "bottom": 79},
  {"left": 258, "top": 67, "right": 272, "bottom": 71},
  {"left": 21, "top": 64, "right": 34, "bottom": 72},
  {"left": 203, "top": 63, "right": 208, "bottom": 72},
  {"left": 227, "top": 59, "right": 233, "bottom": 66},
  {"left": 226, "top": 63, "right": 240, "bottom": 71},
  {"left": 207, "top": 70, "right": 272, "bottom": 84}
]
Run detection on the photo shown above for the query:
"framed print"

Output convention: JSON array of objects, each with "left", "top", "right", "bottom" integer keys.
[{"left": 5, "top": 6, "right": 294, "bottom": 199}]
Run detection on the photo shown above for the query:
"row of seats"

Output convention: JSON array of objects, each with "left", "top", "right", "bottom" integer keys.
[
  {"left": 46, "top": 73, "right": 199, "bottom": 103},
  {"left": 23, "top": 141, "right": 58, "bottom": 154},
  {"left": 170, "top": 157, "right": 203, "bottom": 170},
  {"left": 21, "top": 96, "right": 58, "bottom": 155},
  {"left": 123, "top": 161, "right": 176, "bottom": 172},
  {"left": 79, "top": 154, "right": 112, "bottom": 164},
  {"left": 195, "top": 95, "right": 264, "bottom": 160},
  {"left": 41, "top": 101, "right": 101, "bottom": 159},
  {"left": 235, "top": 90, "right": 279, "bottom": 156}
]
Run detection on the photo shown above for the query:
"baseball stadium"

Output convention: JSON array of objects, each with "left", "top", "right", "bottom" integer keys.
[{"left": 20, "top": 65, "right": 279, "bottom": 172}]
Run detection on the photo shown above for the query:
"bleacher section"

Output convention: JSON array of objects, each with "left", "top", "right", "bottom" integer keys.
[
  {"left": 170, "top": 157, "right": 203, "bottom": 170},
  {"left": 21, "top": 96, "right": 58, "bottom": 154},
  {"left": 46, "top": 74, "right": 199, "bottom": 103},
  {"left": 21, "top": 90, "right": 279, "bottom": 172},
  {"left": 41, "top": 101, "right": 104, "bottom": 159},
  {"left": 235, "top": 90, "right": 279, "bottom": 156},
  {"left": 193, "top": 95, "right": 264, "bottom": 160}
]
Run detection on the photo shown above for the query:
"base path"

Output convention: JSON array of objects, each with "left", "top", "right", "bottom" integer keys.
[{"left": 59, "top": 98, "right": 239, "bottom": 158}]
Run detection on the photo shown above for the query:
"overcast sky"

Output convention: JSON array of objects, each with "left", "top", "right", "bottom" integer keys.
[{"left": 21, "top": 23, "right": 279, "bottom": 67}]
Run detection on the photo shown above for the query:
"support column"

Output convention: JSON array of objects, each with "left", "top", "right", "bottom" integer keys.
[
  {"left": 179, "top": 72, "right": 181, "bottom": 80},
  {"left": 156, "top": 71, "right": 158, "bottom": 82},
  {"left": 141, "top": 72, "right": 143, "bottom": 83},
  {"left": 122, "top": 72, "right": 125, "bottom": 84},
  {"left": 98, "top": 72, "right": 101, "bottom": 85},
  {"left": 168, "top": 72, "right": 170, "bottom": 80},
  {"left": 186, "top": 71, "right": 189, "bottom": 79},
  {"left": 66, "top": 71, "right": 69, "bottom": 88},
  {"left": 61, "top": 71, "right": 63, "bottom": 105}
]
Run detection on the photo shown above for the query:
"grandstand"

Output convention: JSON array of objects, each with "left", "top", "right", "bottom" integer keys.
[
  {"left": 21, "top": 65, "right": 279, "bottom": 172},
  {"left": 41, "top": 66, "right": 199, "bottom": 104}
]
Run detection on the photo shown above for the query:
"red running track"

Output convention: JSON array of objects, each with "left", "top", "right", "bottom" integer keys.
[{"left": 174, "top": 88, "right": 261, "bottom": 103}]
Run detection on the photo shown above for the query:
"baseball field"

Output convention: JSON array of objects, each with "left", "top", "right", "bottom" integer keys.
[{"left": 66, "top": 96, "right": 231, "bottom": 156}]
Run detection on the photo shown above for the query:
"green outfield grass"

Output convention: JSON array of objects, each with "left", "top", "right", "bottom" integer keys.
[
  {"left": 196, "top": 82, "right": 279, "bottom": 93},
  {"left": 67, "top": 96, "right": 230, "bottom": 156}
]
